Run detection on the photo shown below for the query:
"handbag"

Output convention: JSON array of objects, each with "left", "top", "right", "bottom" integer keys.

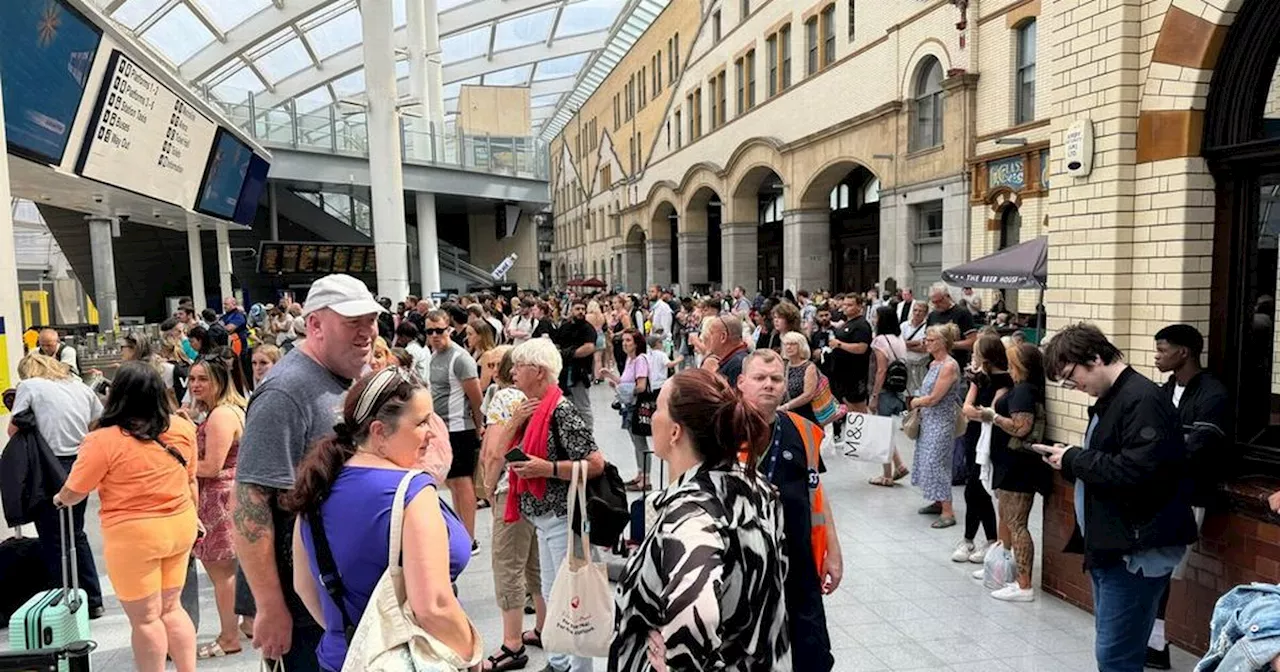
[
  {"left": 953, "top": 400, "right": 969, "bottom": 439},
  {"left": 550, "top": 418, "right": 631, "bottom": 547},
  {"left": 809, "top": 371, "right": 840, "bottom": 425},
  {"left": 542, "top": 462, "right": 614, "bottom": 658},
  {"left": 901, "top": 408, "right": 921, "bottom": 440},
  {"left": 631, "top": 390, "right": 657, "bottom": 437},
  {"left": 310, "top": 470, "right": 483, "bottom": 672}
]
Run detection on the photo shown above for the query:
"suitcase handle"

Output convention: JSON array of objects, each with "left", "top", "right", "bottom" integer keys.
[{"left": 57, "top": 506, "right": 81, "bottom": 612}]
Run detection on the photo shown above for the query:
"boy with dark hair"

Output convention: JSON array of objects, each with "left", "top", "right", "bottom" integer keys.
[{"left": 1040, "top": 323, "right": 1197, "bottom": 672}]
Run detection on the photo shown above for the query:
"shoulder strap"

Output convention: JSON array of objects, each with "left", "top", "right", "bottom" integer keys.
[{"left": 308, "top": 510, "right": 358, "bottom": 644}]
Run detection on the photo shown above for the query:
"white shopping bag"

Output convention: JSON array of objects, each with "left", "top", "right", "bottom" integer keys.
[
  {"left": 542, "top": 462, "right": 614, "bottom": 658},
  {"left": 839, "top": 412, "right": 894, "bottom": 464}
]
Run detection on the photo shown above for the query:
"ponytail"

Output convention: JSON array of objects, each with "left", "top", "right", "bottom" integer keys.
[
  {"left": 711, "top": 394, "right": 770, "bottom": 471},
  {"left": 278, "top": 431, "right": 358, "bottom": 515},
  {"left": 666, "top": 368, "right": 770, "bottom": 469}
]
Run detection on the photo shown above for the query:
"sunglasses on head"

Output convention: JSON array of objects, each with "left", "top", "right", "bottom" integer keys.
[{"left": 424, "top": 327, "right": 448, "bottom": 336}]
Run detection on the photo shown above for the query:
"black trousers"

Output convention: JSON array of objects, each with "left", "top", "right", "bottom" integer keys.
[
  {"left": 964, "top": 468, "right": 998, "bottom": 542},
  {"left": 34, "top": 456, "right": 103, "bottom": 610}
]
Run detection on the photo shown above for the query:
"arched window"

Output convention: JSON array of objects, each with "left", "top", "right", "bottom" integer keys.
[
  {"left": 762, "top": 194, "right": 785, "bottom": 222},
  {"left": 863, "top": 177, "right": 880, "bottom": 205},
  {"left": 1016, "top": 20, "right": 1038, "bottom": 125},
  {"left": 1000, "top": 205, "right": 1022, "bottom": 249},
  {"left": 911, "top": 57, "right": 945, "bottom": 151},
  {"left": 829, "top": 184, "right": 850, "bottom": 211}
]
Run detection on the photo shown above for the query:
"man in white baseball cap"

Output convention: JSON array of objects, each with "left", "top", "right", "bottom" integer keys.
[{"left": 234, "top": 273, "right": 384, "bottom": 668}]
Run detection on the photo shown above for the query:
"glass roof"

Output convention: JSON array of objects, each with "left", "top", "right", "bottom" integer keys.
[{"left": 93, "top": 0, "right": 656, "bottom": 138}]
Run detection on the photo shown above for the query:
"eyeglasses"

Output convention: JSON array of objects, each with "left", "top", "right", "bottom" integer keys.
[
  {"left": 1059, "top": 364, "right": 1079, "bottom": 390},
  {"left": 423, "top": 327, "right": 448, "bottom": 336}
]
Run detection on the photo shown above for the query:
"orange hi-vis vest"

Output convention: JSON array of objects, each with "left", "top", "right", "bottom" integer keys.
[{"left": 740, "top": 411, "right": 828, "bottom": 576}]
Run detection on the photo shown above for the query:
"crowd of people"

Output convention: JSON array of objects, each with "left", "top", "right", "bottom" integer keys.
[{"left": 2, "top": 272, "right": 1250, "bottom": 672}]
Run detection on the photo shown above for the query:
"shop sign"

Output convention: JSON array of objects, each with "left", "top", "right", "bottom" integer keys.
[{"left": 988, "top": 156, "right": 1026, "bottom": 191}]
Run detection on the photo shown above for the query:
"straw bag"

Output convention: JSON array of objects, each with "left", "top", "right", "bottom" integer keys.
[{"left": 330, "top": 470, "right": 483, "bottom": 672}]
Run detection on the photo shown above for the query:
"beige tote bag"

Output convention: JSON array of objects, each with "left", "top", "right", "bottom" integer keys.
[
  {"left": 541, "top": 461, "right": 614, "bottom": 658},
  {"left": 340, "top": 470, "right": 483, "bottom": 672}
]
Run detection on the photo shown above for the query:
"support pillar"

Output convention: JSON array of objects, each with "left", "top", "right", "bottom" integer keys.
[
  {"left": 416, "top": 193, "right": 441, "bottom": 294},
  {"left": 782, "top": 208, "right": 830, "bottom": 293},
  {"left": 215, "top": 222, "right": 233, "bottom": 301},
  {"left": 187, "top": 226, "right": 207, "bottom": 313},
  {"left": 721, "top": 222, "right": 757, "bottom": 294},
  {"left": 362, "top": 0, "right": 410, "bottom": 300},
  {"left": 645, "top": 239, "right": 672, "bottom": 286},
  {"left": 0, "top": 71, "right": 26, "bottom": 396},
  {"left": 268, "top": 182, "right": 279, "bottom": 241},
  {"left": 87, "top": 217, "right": 118, "bottom": 333},
  {"left": 676, "top": 232, "right": 708, "bottom": 288},
  {"left": 618, "top": 243, "right": 646, "bottom": 292}
]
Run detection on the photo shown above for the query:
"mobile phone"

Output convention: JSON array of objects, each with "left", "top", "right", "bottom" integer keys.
[{"left": 505, "top": 448, "right": 531, "bottom": 462}]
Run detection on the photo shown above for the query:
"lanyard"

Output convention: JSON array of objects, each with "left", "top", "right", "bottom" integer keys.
[{"left": 764, "top": 416, "right": 784, "bottom": 483}]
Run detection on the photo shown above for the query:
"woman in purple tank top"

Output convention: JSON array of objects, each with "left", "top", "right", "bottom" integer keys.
[{"left": 281, "top": 368, "right": 477, "bottom": 672}]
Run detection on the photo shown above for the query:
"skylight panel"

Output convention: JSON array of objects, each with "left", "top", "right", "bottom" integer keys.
[
  {"left": 484, "top": 64, "right": 533, "bottom": 86},
  {"left": 531, "top": 93, "right": 562, "bottom": 107},
  {"left": 142, "top": 3, "right": 215, "bottom": 64},
  {"left": 441, "top": 26, "right": 490, "bottom": 63},
  {"left": 111, "top": 0, "right": 168, "bottom": 30},
  {"left": 295, "top": 87, "right": 334, "bottom": 114},
  {"left": 255, "top": 38, "right": 312, "bottom": 82},
  {"left": 556, "top": 0, "right": 625, "bottom": 37},
  {"left": 332, "top": 69, "right": 368, "bottom": 97},
  {"left": 211, "top": 67, "right": 267, "bottom": 102},
  {"left": 306, "top": 7, "right": 363, "bottom": 59},
  {"left": 534, "top": 54, "right": 588, "bottom": 81},
  {"left": 494, "top": 8, "right": 557, "bottom": 51},
  {"left": 195, "top": 0, "right": 271, "bottom": 31}
]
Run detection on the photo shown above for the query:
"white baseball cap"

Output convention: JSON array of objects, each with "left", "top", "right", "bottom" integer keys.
[{"left": 302, "top": 274, "right": 386, "bottom": 317}]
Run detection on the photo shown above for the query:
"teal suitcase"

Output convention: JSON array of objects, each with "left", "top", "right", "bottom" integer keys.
[{"left": 7, "top": 508, "right": 91, "bottom": 672}]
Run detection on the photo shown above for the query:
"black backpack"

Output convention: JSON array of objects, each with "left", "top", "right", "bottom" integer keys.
[
  {"left": 170, "top": 360, "right": 191, "bottom": 402},
  {"left": 206, "top": 321, "right": 229, "bottom": 347},
  {"left": 880, "top": 336, "right": 909, "bottom": 393}
]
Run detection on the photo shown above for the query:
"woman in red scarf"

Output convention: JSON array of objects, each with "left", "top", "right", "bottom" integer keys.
[{"left": 498, "top": 338, "right": 604, "bottom": 672}]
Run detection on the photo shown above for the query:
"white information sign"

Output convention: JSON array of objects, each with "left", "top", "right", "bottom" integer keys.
[
  {"left": 491, "top": 254, "right": 518, "bottom": 280},
  {"left": 77, "top": 51, "right": 217, "bottom": 209}
]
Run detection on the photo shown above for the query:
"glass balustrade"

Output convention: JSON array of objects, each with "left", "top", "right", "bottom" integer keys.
[{"left": 203, "top": 92, "right": 549, "bottom": 180}]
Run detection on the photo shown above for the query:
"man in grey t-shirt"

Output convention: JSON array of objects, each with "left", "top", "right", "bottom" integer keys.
[
  {"left": 233, "top": 274, "right": 382, "bottom": 670},
  {"left": 424, "top": 310, "right": 484, "bottom": 546}
]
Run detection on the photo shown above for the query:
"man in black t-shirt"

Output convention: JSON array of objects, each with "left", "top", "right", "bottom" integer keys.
[
  {"left": 827, "top": 296, "right": 873, "bottom": 411},
  {"left": 553, "top": 298, "right": 598, "bottom": 426},
  {"left": 809, "top": 304, "right": 835, "bottom": 372},
  {"left": 926, "top": 283, "right": 978, "bottom": 369}
]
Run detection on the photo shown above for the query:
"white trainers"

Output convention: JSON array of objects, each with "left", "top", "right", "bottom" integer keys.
[
  {"left": 968, "top": 540, "right": 990, "bottom": 563},
  {"left": 951, "top": 539, "right": 975, "bottom": 562},
  {"left": 971, "top": 568, "right": 984, "bottom": 580},
  {"left": 991, "top": 583, "right": 1035, "bottom": 602}
]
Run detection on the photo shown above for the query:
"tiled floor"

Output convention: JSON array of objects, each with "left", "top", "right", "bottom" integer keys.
[{"left": 1, "top": 384, "right": 1203, "bottom": 671}]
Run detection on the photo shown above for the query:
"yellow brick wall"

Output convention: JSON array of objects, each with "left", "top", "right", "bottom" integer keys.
[{"left": 1267, "top": 66, "right": 1280, "bottom": 117}]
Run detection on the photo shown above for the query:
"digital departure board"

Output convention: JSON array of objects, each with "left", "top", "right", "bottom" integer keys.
[
  {"left": 258, "top": 242, "right": 378, "bottom": 276},
  {"left": 76, "top": 50, "right": 217, "bottom": 209}
]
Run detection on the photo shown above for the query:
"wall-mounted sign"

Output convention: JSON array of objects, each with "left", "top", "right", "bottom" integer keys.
[
  {"left": 258, "top": 242, "right": 378, "bottom": 275},
  {"left": 987, "top": 156, "right": 1026, "bottom": 191},
  {"left": 1064, "top": 119, "right": 1094, "bottom": 177}
]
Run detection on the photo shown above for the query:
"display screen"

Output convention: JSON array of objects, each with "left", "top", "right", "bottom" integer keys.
[
  {"left": 196, "top": 128, "right": 253, "bottom": 219},
  {"left": 232, "top": 154, "right": 270, "bottom": 225},
  {"left": 258, "top": 242, "right": 377, "bottom": 275},
  {"left": 1, "top": 0, "right": 102, "bottom": 165},
  {"left": 77, "top": 50, "right": 218, "bottom": 209}
]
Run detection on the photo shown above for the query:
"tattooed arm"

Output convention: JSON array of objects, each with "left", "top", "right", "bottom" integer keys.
[{"left": 233, "top": 482, "right": 294, "bottom": 658}]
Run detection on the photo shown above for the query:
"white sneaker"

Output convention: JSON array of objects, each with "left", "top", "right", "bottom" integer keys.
[
  {"left": 968, "top": 540, "right": 991, "bottom": 563},
  {"left": 971, "top": 568, "right": 984, "bottom": 580},
  {"left": 951, "top": 540, "right": 975, "bottom": 563},
  {"left": 991, "top": 583, "right": 1035, "bottom": 602}
]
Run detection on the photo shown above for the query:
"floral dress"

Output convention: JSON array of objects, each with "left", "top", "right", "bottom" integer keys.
[
  {"left": 910, "top": 357, "right": 964, "bottom": 503},
  {"left": 193, "top": 407, "right": 242, "bottom": 562}
]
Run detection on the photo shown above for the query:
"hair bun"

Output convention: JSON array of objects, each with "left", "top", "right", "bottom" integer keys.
[{"left": 332, "top": 421, "right": 355, "bottom": 442}]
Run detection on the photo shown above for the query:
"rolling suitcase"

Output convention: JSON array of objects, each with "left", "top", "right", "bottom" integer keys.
[
  {"left": 7, "top": 507, "right": 90, "bottom": 672},
  {"left": 0, "top": 529, "right": 53, "bottom": 624}
]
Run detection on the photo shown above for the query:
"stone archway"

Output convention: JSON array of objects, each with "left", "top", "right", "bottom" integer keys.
[
  {"left": 728, "top": 165, "right": 787, "bottom": 294},
  {"left": 620, "top": 224, "right": 648, "bottom": 292},
  {"left": 679, "top": 186, "right": 722, "bottom": 291},
  {"left": 798, "top": 160, "right": 883, "bottom": 293},
  {"left": 647, "top": 201, "right": 678, "bottom": 285}
]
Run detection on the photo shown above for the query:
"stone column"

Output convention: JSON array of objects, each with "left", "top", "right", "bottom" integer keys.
[
  {"left": 362, "top": 0, "right": 410, "bottom": 300},
  {"left": 215, "top": 222, "right": 233, "bottom": 301},
  {"left": 677, "top": 231, "right": 708, "bottom": 287},
  {"left": 617, "top": 243, "right": 646, "bottom": 292},
  {"left": 645, "top": 239, "right": 672, "bottom": 286},
  {"left": 782, "top": 208, "right": 830, "bottom": 292},
  {"left": 87, "top": 217, "right": 118, "bottom": 333},
  {"left": 187, "top": 226, "right": 207, "bottom": 313},
  {"left": 721, "top": 221, "right": 757, "bottom": 293}
]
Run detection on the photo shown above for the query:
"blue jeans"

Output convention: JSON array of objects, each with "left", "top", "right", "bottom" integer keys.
[
  {"left": 1090, "top": 564, "right": 1167, "bottom": 672},
  {"left": 531, "top": 513, "right": 594, "bottom": 672}
]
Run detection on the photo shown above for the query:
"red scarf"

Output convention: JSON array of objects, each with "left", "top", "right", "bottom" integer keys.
[{"left": 504, "top": 384, "right": 563, "bottom": 523}]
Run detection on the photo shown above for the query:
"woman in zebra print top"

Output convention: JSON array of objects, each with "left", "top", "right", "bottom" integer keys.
[{"left": 610, "top": 368, "right": 791, "bottom": 672}]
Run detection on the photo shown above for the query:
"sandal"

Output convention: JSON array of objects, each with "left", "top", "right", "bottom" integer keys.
[
  {"left": 931, "top": 516, "right": 957, "bottom": 529},
  {"left": 868, "top": 476, "right": 895, "bottom": 487},
  {"left": 197, "top": 640, "right": 242, "bottom": 659},
  {"left": 893, "top": 466, "right": 910, "bottom": 481},
  {"left": 484, "top": 645, "right": 529, "bottom": 671},
  {"left": 522, "top": 629, "right": 543, "bottom": 649}
]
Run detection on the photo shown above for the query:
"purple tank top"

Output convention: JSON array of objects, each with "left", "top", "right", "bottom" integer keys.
[{"left": 300, "top": 467, "right": 471, "bottom": 671}]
